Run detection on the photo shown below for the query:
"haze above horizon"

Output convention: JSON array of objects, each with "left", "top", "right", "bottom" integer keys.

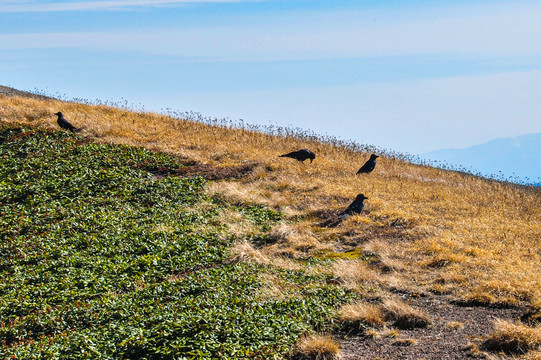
[{"left": 1, "top": 0, "right": 541, "bottom": 155}]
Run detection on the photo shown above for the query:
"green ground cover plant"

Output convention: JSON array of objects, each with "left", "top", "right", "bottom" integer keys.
[{"left": 0, "top": 123, "right": 353, "bottom": 359}]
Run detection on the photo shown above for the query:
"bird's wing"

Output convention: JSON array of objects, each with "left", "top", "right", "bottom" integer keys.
[
  {"left": 356, "top": 164, "right": 368, "bottom": 173},
  {"left": 280, "top": 151, "right": 303, "bottom": 159},
  {"left": 357, "top": 160, "right": 375, "bottom": 173}
]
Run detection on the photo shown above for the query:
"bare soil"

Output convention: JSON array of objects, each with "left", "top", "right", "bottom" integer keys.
[
  {"left": 144, "top": 160, "right": 258, "bottom": 180},
  {"left": 339, "top": 295, "right": 524, "bottom": 360}
]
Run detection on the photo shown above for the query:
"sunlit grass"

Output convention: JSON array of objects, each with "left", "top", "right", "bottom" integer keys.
[
  {"left": 293, "top": 334, "right": 341, "bottom": 360},
  {"left": 2, "top": 94, "right": 541, "bottom": 323}
]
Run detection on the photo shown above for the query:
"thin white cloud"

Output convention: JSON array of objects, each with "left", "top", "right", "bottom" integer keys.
[
  {"left": 0, "top": 0, "right": 256, "bottom": 13},
  {"left": 2, "top": 3, "right": 541, "bottom": 60}
]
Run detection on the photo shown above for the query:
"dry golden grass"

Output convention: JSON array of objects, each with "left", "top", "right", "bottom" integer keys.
[
  {"left": 293, "top": 334, "right": 341, "bottom": 360},
  {"left": 264, "top": 222, "right": 334, "bottom": 259},
  {"left": 2, "top": 94, "right": 541, "bottom": 309},
  {"left": 256, "top": 273, "right": 301, "bottom": 301},
  {"left": 518, "top": 350, "right": 541, "bottom": 360},
  {"left": 445, "top": 321, "right": 465, "bottom": 331},
  {"left": 229, "top": 241, "right": 271, "bottom": 265},
  {"left": 381, "top": 298, "right": 433, "bottom": 329},
  {"left": 522, "top": 299, "right": 541, "bottom": 325},
  {"left": 364, "top": 329, "right": 380, "bottom": 339},
  {"left": 338, "top": 297, "right": 431, "bottom": 332},
  {"left": 214, "top": 207, "right": 259, "bottom": 238},
  {"left": 482, "top": 319, "right": 541, "bottom": 355},
  {"left": 384, "top": 328, "right": 401, "bottom": 338},
  {"left": 394, "top": 338, "right": 418, "bottom": 346},
  {"left": 330, "top": 260, "right": 380, "bottom": 291},
  {"left": 462, "top": 342, "right": 482, "bottom": 357},
  {"left": 338, "top": 301, "right": 385, "bottom": 332}
]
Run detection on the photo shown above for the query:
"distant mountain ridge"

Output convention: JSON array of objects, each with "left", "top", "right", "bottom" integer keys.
[{"left": 423, "top": 133, "right": 541, "bottom": 184}]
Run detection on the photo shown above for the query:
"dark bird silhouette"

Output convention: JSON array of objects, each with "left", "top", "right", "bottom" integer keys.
[
  {"left": 279, "top": 149, "right": 315, "bottom": 163},
  {"left": 356, "top": 154, "right": 379, "bottom": 174},
  {"left": 54, "top": 112, "right": 77, "bottom": 133},
  {"left": 339, "top": 194, "right": 368, "bottom": 218}
]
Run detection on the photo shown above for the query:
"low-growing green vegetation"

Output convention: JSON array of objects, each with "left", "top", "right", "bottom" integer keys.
[{"left": 0, "top": 123, "right": 354, "bottom": 359}]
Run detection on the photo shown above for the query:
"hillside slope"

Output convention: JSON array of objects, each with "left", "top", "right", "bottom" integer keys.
[
  {"left": 0, "top": 122, "right": 352, "bottom": 358},
  {"left": 1, "top": 90, "right": 540, "bottom": 359},
  {"left": 0, "top": 85, "right": 52, "bottom": 101}
]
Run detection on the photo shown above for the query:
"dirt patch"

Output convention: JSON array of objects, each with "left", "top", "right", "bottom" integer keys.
[
  {"left": 316, "top": 210, "right": 343, "bottom": 228},
  {"left": 176, "top": 162, "right": 257, "bottom": 180},
  {"left": 521, "top": 308, "right": 541, "bottom": 326},
  {"left": 339, "top": 296, "right": 524, "bottom": 360},
  {"left": 349, "top": 225, "right": 416, "bottom": 245},
  {"left": 142, "top": 161, "right": 258, "bottom": 181},
  {"left": 4, "top": 128, "right": 41, "bottom": 142}
]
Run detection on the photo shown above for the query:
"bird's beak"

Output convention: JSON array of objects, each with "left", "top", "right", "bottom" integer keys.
[{"left": 310, "top": 159, "right": 313, "bottom": 163}]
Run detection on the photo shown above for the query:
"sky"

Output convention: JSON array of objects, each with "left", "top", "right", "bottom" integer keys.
[{"left": 1, "top": 0, "right": 541, "bottom": 154}]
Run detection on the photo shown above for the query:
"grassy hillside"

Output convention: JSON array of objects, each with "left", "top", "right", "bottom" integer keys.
[
  {"left": 0, "top": 122, "right": 353, "bottom": 358},
  {"left": 1, "top": 92, "right": 541, "bottom": 358}
]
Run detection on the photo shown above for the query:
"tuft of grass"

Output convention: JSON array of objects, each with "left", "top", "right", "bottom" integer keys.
[
  {"left": 456, "top": 290, "right": 497, "bottom": 307},
  {"left": 293, "top": 334, "right": 341, "bottom": 360},
  {"left": 384, "top": 328, "right": 401, "bottom": 338},
  {"left": 338, "top": 301, "right": 385, "bottom": 333},
  {"left": 445, "top": 321, "right": 465, "bottom": 331},
  {"left": 364, "top": 329, "right": 381, "bottom": 338},
  {"left": 461, "top": 342, "right": 482, "bottom": 357},
  {"left": 423, "top": 253, "right": 467, "bottom": 268},
  {"left": 394, "top": 338, "right": 418, "bottom": 346},
  {"left": 519, "top": 350, "right": 541, "bottom": 360},
  {"left": 381, "top": 298, "right": 433, "bottom": 329},
  {"left": 482, "top": 319, "right": 541, "bottom": 355}
]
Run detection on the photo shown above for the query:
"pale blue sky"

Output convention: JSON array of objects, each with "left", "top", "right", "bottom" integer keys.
[{"left": 1, "top": 0, "right": 541, "bottom": 154}]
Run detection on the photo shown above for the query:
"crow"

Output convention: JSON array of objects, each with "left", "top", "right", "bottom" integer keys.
[
  {"left": 279, "top": 149, "right": 315, "bottom": 163},
  {"left": 54, "top": 112, "right": 77, "bottom": 133},
  {"left": 338, "top": 193, "right": 368, "bottom": 218},
  {"left": 356, "top": 154, "right": 379, "bottom": 174}
]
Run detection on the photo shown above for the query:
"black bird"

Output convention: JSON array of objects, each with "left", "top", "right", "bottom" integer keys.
[
  {"left": 54, "top": 112, "right": 77, "bottom": 133},
  {"left": 279, "top": 149, "right": 316, "bottom": 163},
  {"left": 339, "top": 193, "right": 368, "bottom": 218},
  {"left": 356, "top": 154, "right": 379, "bottom": 174}
]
